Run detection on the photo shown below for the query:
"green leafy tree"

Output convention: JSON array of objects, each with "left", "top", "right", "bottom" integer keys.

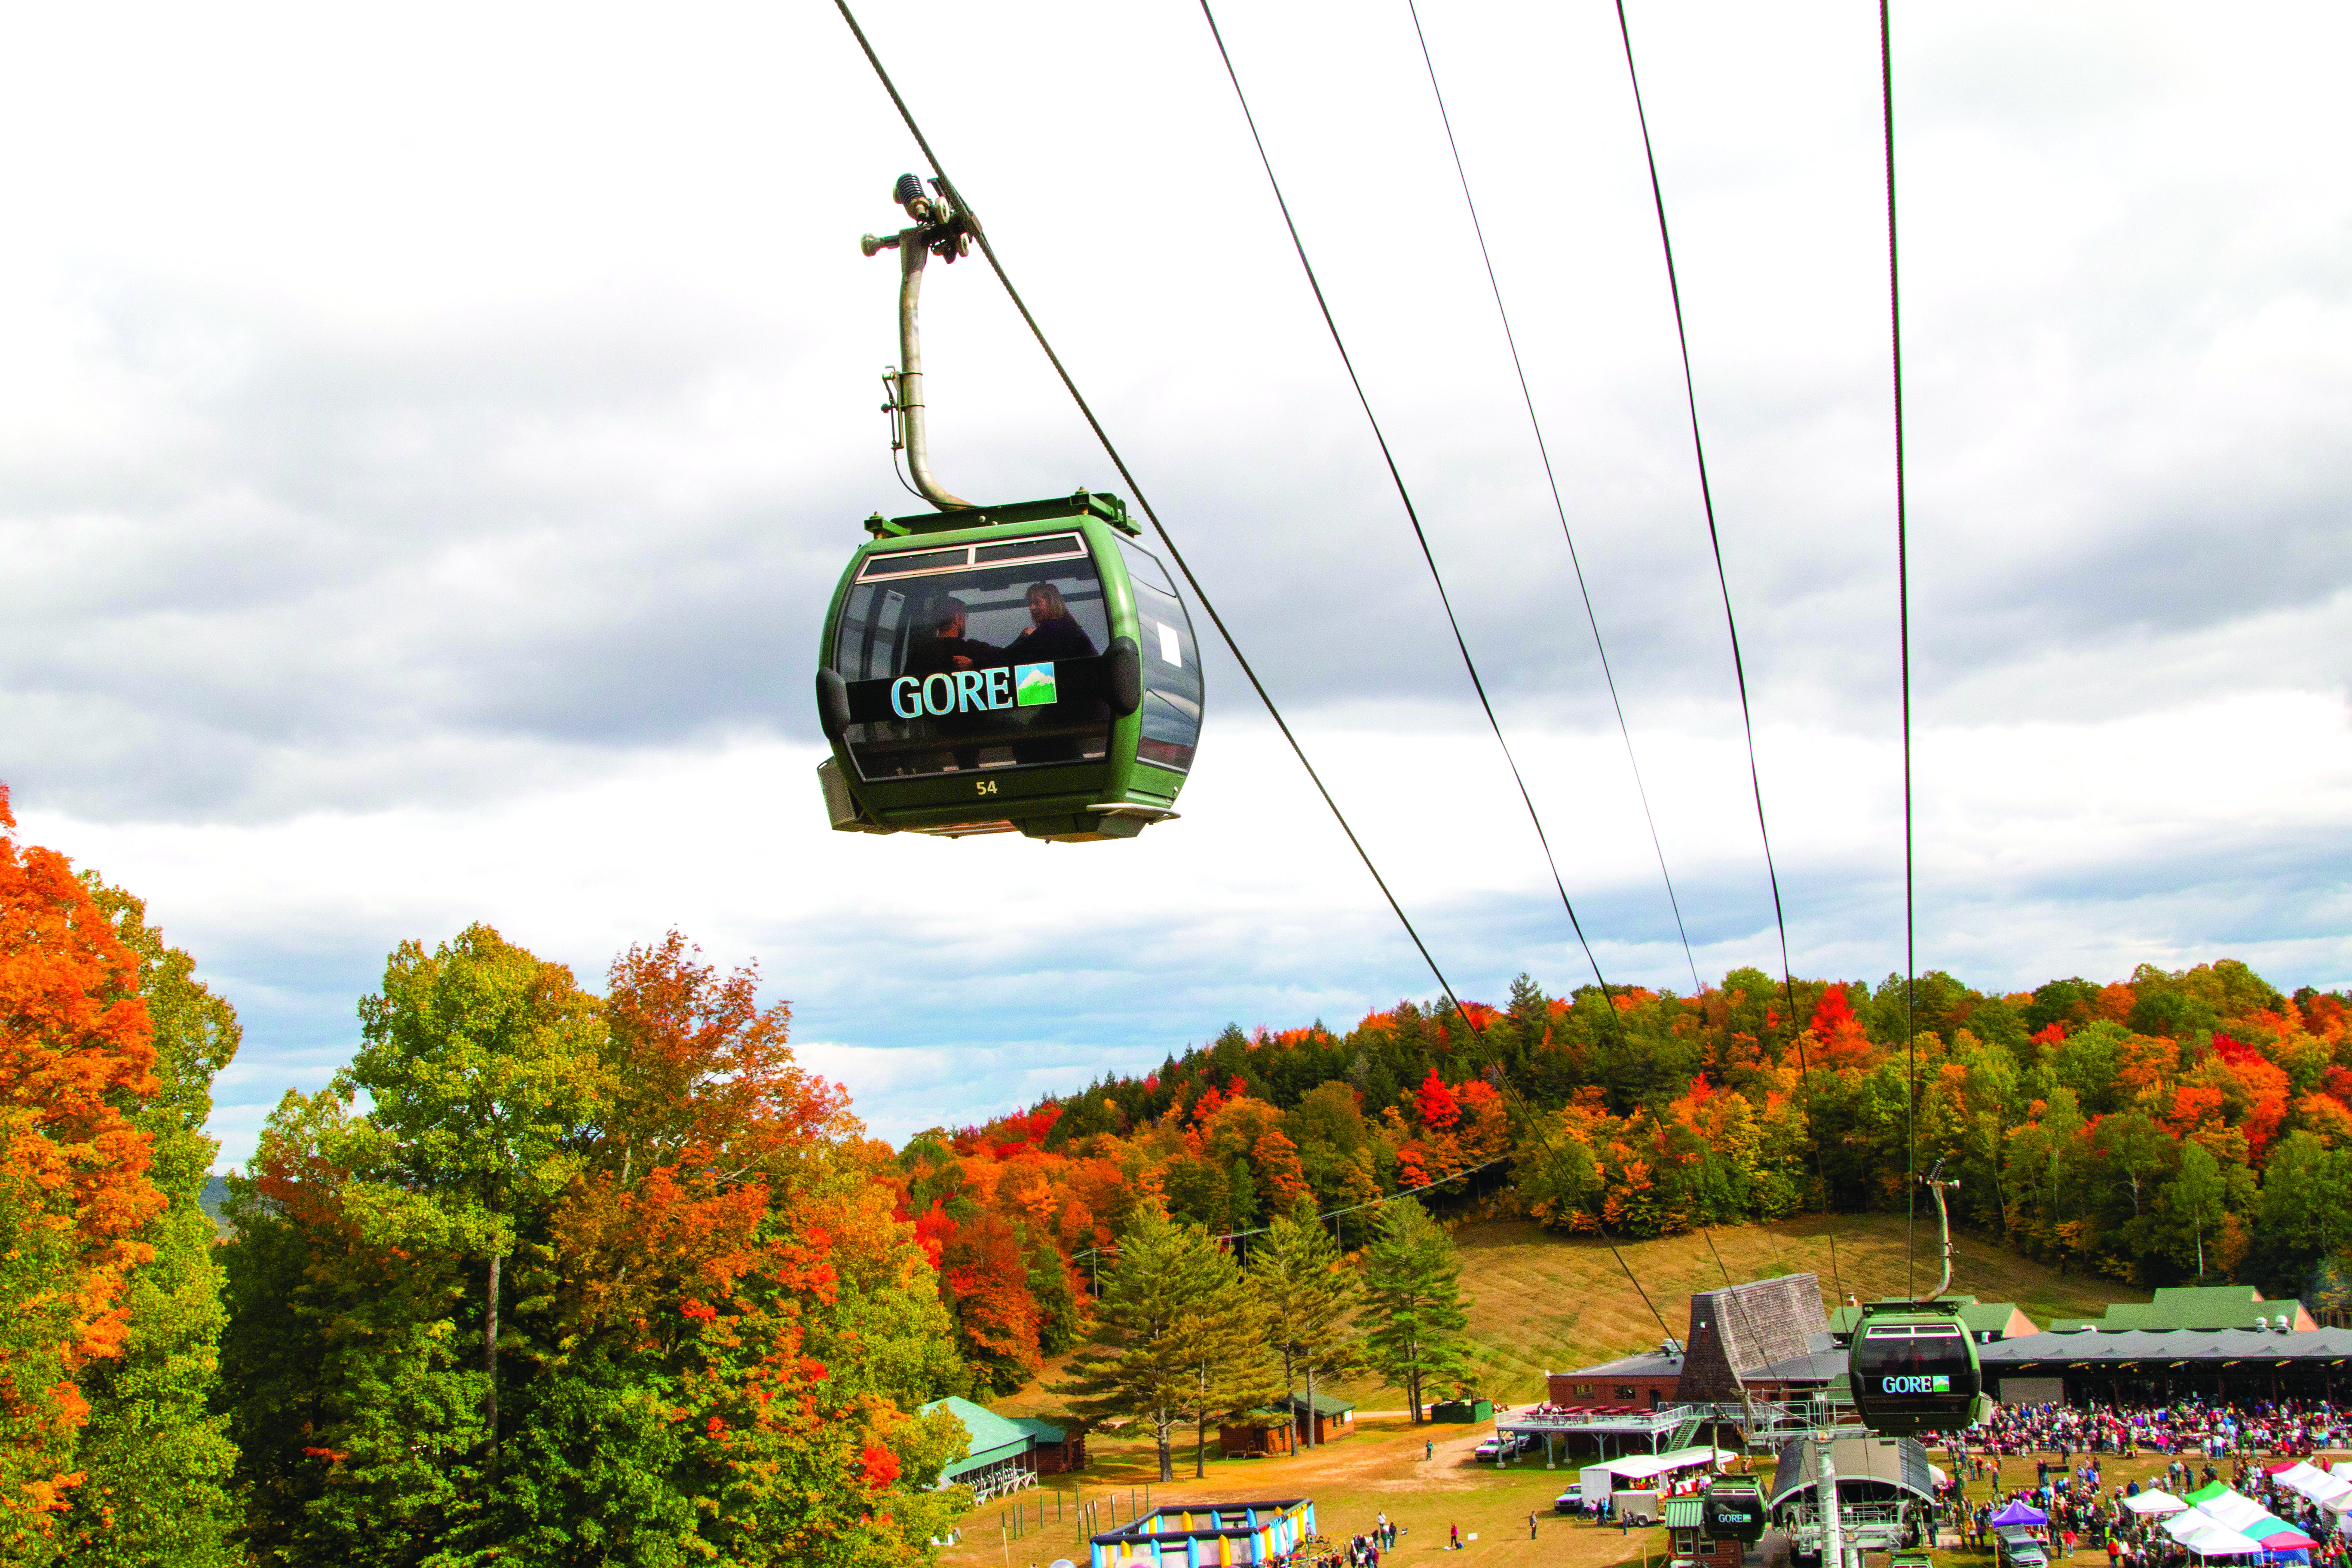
[
  {"left": 2165, "top": 1138, "right": 2228, "bottom": 1279},
  {"left": 1357, "top": 1199, "right": 1470, "bottom": 1423},
  {"left": 1246, "top": 1207, "right": 1360, "bottom": 1449},
  {"left": 1054, "top": 1209, "right": 1230, "bottom": 1482}
]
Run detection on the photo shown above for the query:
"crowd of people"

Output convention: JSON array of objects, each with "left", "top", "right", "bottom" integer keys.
[
  {"left": 1966, "top": 1401, "right": 2352, "bottom": 1462},
  {"left": 1935, "top": 1402, "right": 2352, "bottom": 1568}
]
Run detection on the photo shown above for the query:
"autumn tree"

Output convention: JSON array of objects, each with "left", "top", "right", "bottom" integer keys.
[
  {"left": 224, "top": 927, "right": 965, "bottom": 1567},
  {"left": 0, "top": 785, "right": 167, "bottom": 1559},
  {"left": 1357, "top": 1199, "right": 1470, "bottom": 1423},
  {"left": 54, "top": 879, "right": 242, "bottom": 1568}
]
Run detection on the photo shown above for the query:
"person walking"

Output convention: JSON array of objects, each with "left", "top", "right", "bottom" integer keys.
[{"left": 1530, "top": 1510, "right": 1539, "bottom": 1540}]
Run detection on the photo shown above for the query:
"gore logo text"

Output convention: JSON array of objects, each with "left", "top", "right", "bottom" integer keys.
[
  {"left": 891, "top": 668, "right": 1018, "bottom": 719},
  {"left": 1879, "top": 1375, "right": 1951, "bottom": 1395}
]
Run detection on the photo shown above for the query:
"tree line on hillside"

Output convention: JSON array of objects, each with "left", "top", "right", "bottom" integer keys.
[{"left": 10, "top": 780, "right": 2352, "bottom": 1562}]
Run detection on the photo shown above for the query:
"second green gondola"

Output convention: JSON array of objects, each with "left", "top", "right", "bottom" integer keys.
[{"left": 1845, "top": 1299, "right": 1989, "bottom": 1436}]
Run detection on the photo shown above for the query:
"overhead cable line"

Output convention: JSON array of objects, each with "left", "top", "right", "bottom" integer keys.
[
  {"left": 832, "top": 0, "right": 1681, "bottom": 1348},
  {"left": 1610, "top": 0, "right": 1845, "bottom": 1305},
  {"left": 1877, "top": 0, "right": 1920, "bottom": 1300},
  {"left": 1194, "top": 0, "right": 1617, "bottom": 1008},
  {"left": 1403, "top": 0, "right": 1702, "bottom": 998},
  {"left": 1195, "top": 0, "right": 1696, "bottom": 1345},
  {"left": 1403, "top": 3, "right": 1802, "bottom": 1392}
]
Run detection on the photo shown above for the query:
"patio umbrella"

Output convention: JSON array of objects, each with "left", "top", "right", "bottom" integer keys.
[{"left": 1991, "top": 1501, "right": 2051, "bottom": 1528}]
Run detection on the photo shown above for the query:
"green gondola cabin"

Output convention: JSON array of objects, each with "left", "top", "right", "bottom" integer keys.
[{"left": 815, "top": 490, "right": 1202, "bottom": 842}]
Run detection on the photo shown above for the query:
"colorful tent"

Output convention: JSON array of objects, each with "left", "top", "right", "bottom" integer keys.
[{"left": 1991, "top": 1501, "right": 2051, "bottom": 1527}]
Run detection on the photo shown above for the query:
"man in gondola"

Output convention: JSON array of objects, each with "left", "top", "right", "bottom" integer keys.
[
  {"left": 903, "top": 597, "right": 1000, "bottom": 677},
  {"left": 903, "top": 597, "right": 1005, "bottom": 771}
]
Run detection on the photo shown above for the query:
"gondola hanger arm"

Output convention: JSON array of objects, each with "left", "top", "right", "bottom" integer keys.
[{"left": 860, "top": 174, "right": 975, "bottom": 511}]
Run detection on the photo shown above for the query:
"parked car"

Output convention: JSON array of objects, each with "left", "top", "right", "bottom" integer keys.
[
  {"left": 1475, "top": 1436, "right": 1504, "bottom": 1460},
  {"left": 1553, "top": 1482, "right": 1584, "bottom": 1514}
]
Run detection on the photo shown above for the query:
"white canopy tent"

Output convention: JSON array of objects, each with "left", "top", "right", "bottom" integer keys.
[
  {"left": 2163, "top": 1514, "right": 2266, "bottom": 1559},
  {"left": 1604, "top": 1448, "right": 1736, "bottom": 1481},
  {"left": 2125, "top": 1491, "right": 2190, "bottom": 1518},
  {"left": 2196, "top": 1491, "right": 2292, "bottom": 1540},
  {"left": 2277, "top": 1465, "right": 2337, "bottom": 1504}
]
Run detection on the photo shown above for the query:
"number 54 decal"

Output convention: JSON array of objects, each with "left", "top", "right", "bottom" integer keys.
[{"left": 975, "top": 779, "right": 998, "bottom": 796}]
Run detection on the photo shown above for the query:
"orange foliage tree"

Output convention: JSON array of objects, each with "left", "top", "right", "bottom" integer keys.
[{"left": 0, "top": 784, "right": 165, "bottom": 1548}]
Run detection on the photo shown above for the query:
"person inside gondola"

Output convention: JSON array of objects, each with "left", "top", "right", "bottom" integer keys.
[
  {"left": 903, "top": 597, "right": 999, "bottom": 771},
  {"left": 1006, "top": 580, "right": 1101, "bottom": 764},
  {"left": 1006, "top": 581, "right": 1097, "bottom": 661},
  {"left": 903, "top": 597, "right": 1000, "bottom": 676}
]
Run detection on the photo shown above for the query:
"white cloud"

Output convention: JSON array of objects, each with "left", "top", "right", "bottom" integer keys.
[{"left": 3, "top": 1, "right": 2349, "bottom": 1164}]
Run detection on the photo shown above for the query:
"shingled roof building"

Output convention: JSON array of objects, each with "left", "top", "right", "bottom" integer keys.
[{"left": 1674, "top": 1274, "right": 1831, "bottom": 1403}]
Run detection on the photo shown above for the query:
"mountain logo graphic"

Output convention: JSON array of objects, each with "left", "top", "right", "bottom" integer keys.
[{"left": 1014, "top": 662, "right": 1057, "bottom": 707}]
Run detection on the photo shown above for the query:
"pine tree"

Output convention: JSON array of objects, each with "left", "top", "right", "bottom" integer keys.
[
  {"left": 1052, "top": 1209, "right": 1231, "bottom": 1482},
  {"left": 1246, "top": 1205, "right": 1360, "bottom": 1449},
  {"left": 1176, "top": 1245, "right": 1283, "bottom": 1478},
  {"left": 1357, "top": 1198, "right": 1470, "bottom": 1423}
]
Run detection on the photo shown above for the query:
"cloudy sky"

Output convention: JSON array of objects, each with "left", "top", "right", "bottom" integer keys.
[{"left": 5, "top": 1, "right": 2349, "bottom": 1169}]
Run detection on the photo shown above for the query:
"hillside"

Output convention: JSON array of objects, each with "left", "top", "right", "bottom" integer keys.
[{"left": 1444, "top": 1212, "right": 2146, "bottom": 1401}]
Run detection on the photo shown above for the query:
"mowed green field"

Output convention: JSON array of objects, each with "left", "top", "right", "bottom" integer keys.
[{"left": 952, "top": 1217, "right": 2152, "bottom": 1562}]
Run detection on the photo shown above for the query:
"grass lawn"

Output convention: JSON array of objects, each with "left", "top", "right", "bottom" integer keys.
[{"left": 945, "top": 1426, "right": 2348, "bottom": 1568}]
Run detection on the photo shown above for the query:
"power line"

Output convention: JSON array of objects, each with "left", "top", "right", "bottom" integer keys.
[
  {"left": 1609, "top": 0, "right": 1843, "bottom": 1306},
  {"left": 1877, "top": 0, "right": 1920, "bottom": 1302},
  {"left": 1402, "top": 0, "right": 1703, "bottom": 998}
]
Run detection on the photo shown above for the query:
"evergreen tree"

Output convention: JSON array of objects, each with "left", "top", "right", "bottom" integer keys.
[
  {"left": 1177, "top": 1243, "right": 1282, "bottom": 1478},
  {"left": 1246, "top": 1206, "right": 1360, "bottom": 1449},
  {"left": 1357, "top": 1199, "right": 1470, "bottom": 1423},
  {"left": 1226, "top": 1155, "right": 1259, "bottom": 1231},
  {"left": 1053, "top": 1209, "right": 1233, "bottom": 1482}
]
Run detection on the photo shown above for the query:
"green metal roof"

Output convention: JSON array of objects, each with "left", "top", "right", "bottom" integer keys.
[
  {"left": 1283, "top": 1391, "right": 1354, "bottom": 1415},
  {"left": 2046, "top": 1286, "right": 2302, "bottom": 1334},
  {"left": 1829, "top": 1296, "right": 2032, "bottom": 1339},
  {"left": 1008, "top": 1415, "right": 1066, "bottom": 1443},
  {"left": 1665, "top": 1499, "right": 1705, "bottom": 1529},
  {"left": 921, "top": 1396, "right": 1035, "bottom": 1479}
]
